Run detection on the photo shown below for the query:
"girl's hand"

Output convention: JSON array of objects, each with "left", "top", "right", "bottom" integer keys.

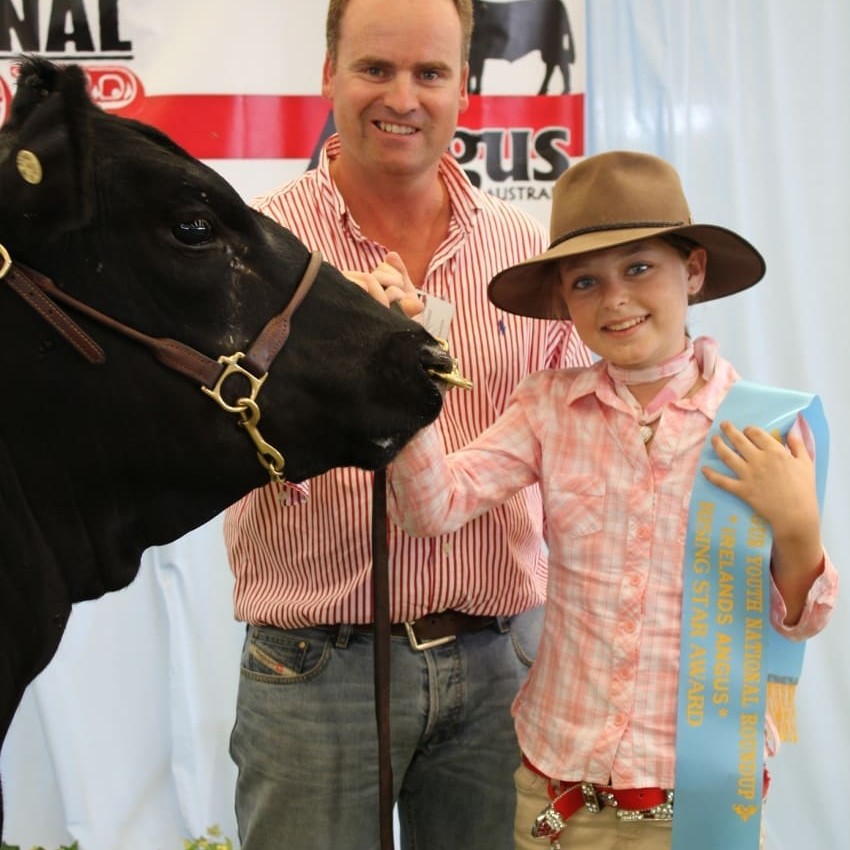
[
  {"left": 702, "top": 420, "right": 824, "bottom": 623},
  {"left": 702, "top": 421, "right": 818, "bottom": 534}
]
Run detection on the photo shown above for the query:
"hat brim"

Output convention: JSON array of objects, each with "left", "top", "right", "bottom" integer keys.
[{"left": 487, "top": 223, "right": 766, "bottom": 320}]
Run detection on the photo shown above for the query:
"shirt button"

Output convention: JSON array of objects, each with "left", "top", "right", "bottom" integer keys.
[
  {"left": 442, "top": 541, "right": 452, "bottom": 555},
  {"left": 613, "top": 666, "right": 631, "bottom": 683}
]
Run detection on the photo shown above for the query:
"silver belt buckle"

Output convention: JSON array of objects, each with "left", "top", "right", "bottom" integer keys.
[
  {"left": 403, "top": 620, "right": 456, "bottom": 651},
  {"left": 616, "top": 790, "right": 675, "bottom": 822}
]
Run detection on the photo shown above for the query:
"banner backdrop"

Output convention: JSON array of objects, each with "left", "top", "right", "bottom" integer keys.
[{"left": 0, "top": 0, "right": 586, "bottom": 217}]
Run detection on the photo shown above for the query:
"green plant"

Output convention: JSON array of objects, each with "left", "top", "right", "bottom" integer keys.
[
  {"left": 183, "top": 826, "right": 233, "bottom": 850},
  {"left": 0, "top": 825, "right": 233, "bottom": 850}
]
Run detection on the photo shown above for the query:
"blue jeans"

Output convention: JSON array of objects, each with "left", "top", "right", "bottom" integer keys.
[{"left": 230, "top": 606, "right": 543, "bottom": 850}]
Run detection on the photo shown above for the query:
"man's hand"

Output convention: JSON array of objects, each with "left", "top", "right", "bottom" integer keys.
[{"left": 343, "top": 251, "right": 423, "bottom": 318}]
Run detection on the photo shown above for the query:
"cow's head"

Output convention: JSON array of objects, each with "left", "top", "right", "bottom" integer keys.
[{"left": 0, "top": 57, "right": 454, "bottom": 677}]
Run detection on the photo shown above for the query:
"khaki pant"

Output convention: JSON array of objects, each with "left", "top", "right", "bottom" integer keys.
[{"left": 514, "top": 762, "right": 764, "bottom": 850}]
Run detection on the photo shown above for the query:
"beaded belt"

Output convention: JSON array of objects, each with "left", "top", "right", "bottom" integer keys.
[{"left": 523, "top": 755, "right": 673, "bottom": 847}]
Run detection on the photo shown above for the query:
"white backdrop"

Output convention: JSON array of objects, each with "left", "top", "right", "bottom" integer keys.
[{"left": 2, "top": 2, "right": 848, "bottom": 849}]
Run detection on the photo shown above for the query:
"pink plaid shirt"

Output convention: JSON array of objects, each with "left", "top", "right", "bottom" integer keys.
[{"left": 388, "top": 337, "right": 837, "bottom": 788}]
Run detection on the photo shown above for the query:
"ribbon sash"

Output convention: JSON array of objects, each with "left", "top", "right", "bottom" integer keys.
[{"left": 672, "top": 381, "right": 828, "bottom": 850}]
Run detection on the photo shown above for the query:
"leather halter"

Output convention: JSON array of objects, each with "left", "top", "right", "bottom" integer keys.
[{"left": 0, "top": 242, "right": 324, "bottom": 483}]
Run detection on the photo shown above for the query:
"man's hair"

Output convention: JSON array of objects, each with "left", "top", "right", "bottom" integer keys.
[{"left": 325, "top": 0, "right": 474, "bottom": 65}]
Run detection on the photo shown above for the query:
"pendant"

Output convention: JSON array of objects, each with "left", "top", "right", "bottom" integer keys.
[{"left": 640, "top": 424, "right": 654, "bottom": 443}]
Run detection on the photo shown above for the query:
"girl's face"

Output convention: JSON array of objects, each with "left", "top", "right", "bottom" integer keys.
[{"left": 557, "top": 238, "right": 707, "bottom": 370}]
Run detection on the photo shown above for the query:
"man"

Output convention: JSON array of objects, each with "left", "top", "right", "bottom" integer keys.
[{"left": 224, "top": 1, "right": 590, "bottom": 848}]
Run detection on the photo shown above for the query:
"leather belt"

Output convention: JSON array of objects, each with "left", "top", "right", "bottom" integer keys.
[{"left": 352, "top": 610, "right": 499, "bottom": 651}]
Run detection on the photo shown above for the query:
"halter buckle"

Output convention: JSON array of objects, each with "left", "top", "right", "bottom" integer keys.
[{"left": 201, "top": 351, "right": 267, "bottom": 412}]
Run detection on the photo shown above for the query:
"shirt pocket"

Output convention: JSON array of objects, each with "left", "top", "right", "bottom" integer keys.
[{"left": 544, "top": 474, "right": 605, "bottom": 539}]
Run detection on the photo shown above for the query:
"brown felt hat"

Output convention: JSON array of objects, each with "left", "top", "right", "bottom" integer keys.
[{"left": 488, "top": 150, "right": 766, "bottom": 319}]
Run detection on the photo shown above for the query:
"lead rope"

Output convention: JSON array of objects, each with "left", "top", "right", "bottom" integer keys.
[{"left": 372, "top": 466, "right": 395, "bottom": 850}]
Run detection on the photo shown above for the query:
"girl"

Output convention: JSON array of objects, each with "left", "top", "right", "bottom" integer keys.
[{"left": 386, "top": 151, "right": 837, "bottom": 850}]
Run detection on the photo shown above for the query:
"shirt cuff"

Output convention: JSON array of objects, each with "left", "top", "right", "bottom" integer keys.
[{"left": 771, "top": 550, "right": 838, "bottom": 638}]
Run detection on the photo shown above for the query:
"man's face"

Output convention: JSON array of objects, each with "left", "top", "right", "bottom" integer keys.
[{"left": 322, "top": 0, "right": 469, "bottom": 181}]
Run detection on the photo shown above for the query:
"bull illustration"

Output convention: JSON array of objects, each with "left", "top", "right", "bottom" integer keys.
[{"left": 469, "top": 0, "right": 576, "bottom": 94}]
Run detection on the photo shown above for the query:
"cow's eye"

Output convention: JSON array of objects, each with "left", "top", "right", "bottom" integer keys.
[{"left": 172, "top": 218, "right": 214, "bottom": 245}]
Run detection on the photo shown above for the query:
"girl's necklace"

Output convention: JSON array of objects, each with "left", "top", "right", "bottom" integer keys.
[{"left": 607, "top": 340, "right": 698, "bottom": 443}]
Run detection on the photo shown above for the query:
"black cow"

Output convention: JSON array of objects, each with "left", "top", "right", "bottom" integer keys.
[
  {"left": 469, "top": 0, "right": 575, "bottom": 94},
  {"left": 0, "top": 58, "right": 453, "bottom": 835}
]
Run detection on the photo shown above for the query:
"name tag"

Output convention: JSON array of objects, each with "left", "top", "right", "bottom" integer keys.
[{"left": 417, "top": 290, "right": 455, "bottom": 340}]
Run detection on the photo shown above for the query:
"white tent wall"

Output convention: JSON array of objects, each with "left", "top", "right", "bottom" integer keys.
[
  {"left": 584, "top": 5, "right": 850, "bottom": 850},
  {"left": 1, "top": 2, "right": 847, "bottom": 849}
]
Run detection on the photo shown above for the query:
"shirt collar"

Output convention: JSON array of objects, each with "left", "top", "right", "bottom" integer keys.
[
  {"left": 565, "top": 336, "right": 739, "bottom": 421},
  {"left": 315, "top": 133, "right": 482, "bottom": 236}
]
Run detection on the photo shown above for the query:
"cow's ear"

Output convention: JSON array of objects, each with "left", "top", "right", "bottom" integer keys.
[{"left": 0, "top": 61, "right": 94, "bottom": 246}]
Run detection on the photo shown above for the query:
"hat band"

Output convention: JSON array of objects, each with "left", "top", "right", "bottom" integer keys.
[{"left": 548, "top": 220, "right": 688, "bottom": 250}]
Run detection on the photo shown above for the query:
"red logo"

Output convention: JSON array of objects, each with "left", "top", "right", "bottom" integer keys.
[{"left": 83, "top": 66, "right": 143, "bottom": 111}]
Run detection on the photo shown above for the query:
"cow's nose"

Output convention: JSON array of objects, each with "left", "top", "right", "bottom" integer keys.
[{"left": 422, "top": 340, "right": 473, "bottom": 391}]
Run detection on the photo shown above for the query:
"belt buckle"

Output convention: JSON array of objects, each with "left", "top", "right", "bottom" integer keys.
[
  {"left": 616, "top": 790, "right": 675, "bottom": 822},
  {"left": 403, "top": 620, "right": 456, "bottom": 651}
]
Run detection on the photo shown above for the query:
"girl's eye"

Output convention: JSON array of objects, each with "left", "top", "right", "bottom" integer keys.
[
  {"left": 572, "top": 276, "right": 595, "bottom": 291},
  {"left": 627, "top": 262, "right": 650, "bottom": 276}
]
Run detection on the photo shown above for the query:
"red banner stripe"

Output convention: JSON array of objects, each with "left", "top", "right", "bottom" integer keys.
[
  {"left": 117, "top": 93, "right": 584, "bottom": 160},
  {"left": 462, "top": 94, "right": 584, "bottom": 154}
]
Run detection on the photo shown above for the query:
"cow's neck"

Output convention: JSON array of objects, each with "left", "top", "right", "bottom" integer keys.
[{"left": 0, "top": 411, "right": 254, "bottom": 605}]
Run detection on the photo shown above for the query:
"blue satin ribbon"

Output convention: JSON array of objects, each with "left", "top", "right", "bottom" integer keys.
[{"left": 672, "top": 381, "right": 828, "bottom": 850}]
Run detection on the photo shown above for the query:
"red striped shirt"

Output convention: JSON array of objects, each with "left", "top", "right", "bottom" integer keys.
[{"left": 224, "top": 136, "right": 591, "bottom": 626}]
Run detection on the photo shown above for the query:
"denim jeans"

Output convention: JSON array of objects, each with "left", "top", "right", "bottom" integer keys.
[{"left": 230, "top": 606, "right": 543, "bottom": 850}]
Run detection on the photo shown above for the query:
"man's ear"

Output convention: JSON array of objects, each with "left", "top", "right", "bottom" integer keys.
[
  {"left": 321, "top": 54, "right": 335, "bottom": 101},
  {"left": 458, "top": 61, "right": 470, "bottom": 113}
]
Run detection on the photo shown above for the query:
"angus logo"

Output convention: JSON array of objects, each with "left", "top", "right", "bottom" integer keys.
[
  {"left": 452, "top": 127, "right": 571, "bottom": 192},
  {"left": 0, "top": 0, "right": 132, "bottom": 56}
]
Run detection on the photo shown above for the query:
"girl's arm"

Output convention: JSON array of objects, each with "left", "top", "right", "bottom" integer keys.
[{"left": 387, "top": 389, "right": 543, "bottom": 537}]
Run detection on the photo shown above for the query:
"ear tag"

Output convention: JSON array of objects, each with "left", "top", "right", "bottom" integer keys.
[{"left": 16, "top": 149, "right": 43, "bottom": 185}]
